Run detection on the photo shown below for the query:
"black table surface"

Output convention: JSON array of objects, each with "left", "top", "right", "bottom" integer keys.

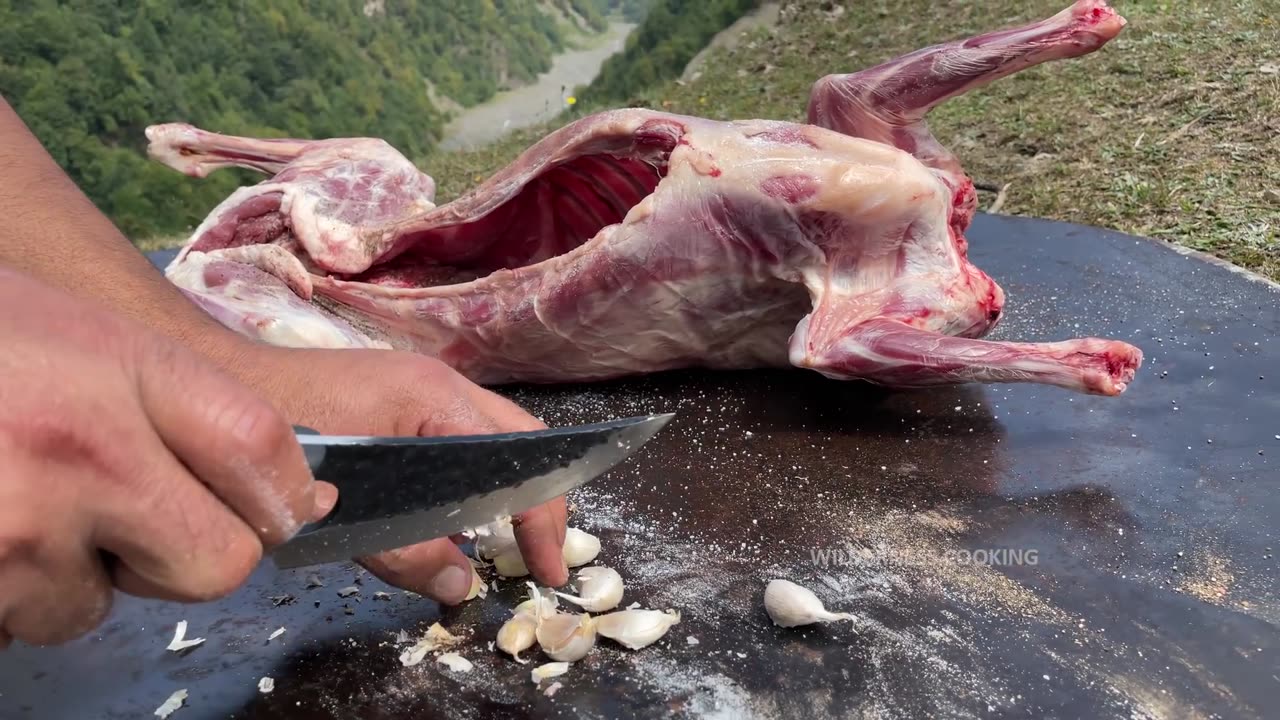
[{"left": 2, "top": 214, "right": 1276, "bottom": 719}]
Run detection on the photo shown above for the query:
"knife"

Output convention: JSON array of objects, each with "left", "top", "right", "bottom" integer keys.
[{"left": 270, "top": 413, "right": 674, "bottom": 568}]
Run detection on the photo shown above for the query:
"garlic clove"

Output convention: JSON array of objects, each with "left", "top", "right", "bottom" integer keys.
[
  {"left": 763, "top": 579, "right": 855, "bottom": 628},
  {"left": 595, "top": 608, "right": 681, "bottom": 650},
  {"left": 531, "top": 661, "right": 571, "bottom": 684},
  {"left": 535, "top": 611, "right": 597, "bottom": 662},
  {"left": 496, "top": 613, "right": 537, "bottom": 663},
  {"left": 475, "top": 518, "right": 517, "bottom": 560},
  {"left": 554, "top": 566, "right": 624, "bottom": 613},
  {"left": 464, "top": 566, "right": 486, "bottom": 600},
  {"left": 561, "top": 528, "right": 601, "bottom": 567},
  {"left": 493, "top": 547, "right": 530, "bottom": 578}
]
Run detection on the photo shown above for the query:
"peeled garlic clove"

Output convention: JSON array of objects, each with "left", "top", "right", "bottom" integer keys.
[
  {"left": 496, "top": 613, "right": 537, "bottom": 663},
  {"left": 763, "top": 579, "right": 855, "bottom": 628},
  {"left": 554, "top": 566, "right": 624, "bottom": 613},
  {"left": 531, "top": 661, "right": 571, "bottom": 684},
  {"left": 493, "top": 547, "right": 530, "bottom": 578},
  {"left": 595, "top": 609, "right": 681, "bottom": 650},
  {"left": 562, "top": 528, "right": 601, "bottom": 567},
  {"left": 535, "top": 612, "right": 596, "bottom": 662}
]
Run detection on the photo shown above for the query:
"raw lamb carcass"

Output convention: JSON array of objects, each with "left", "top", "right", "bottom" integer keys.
[{"left": 149, "top": 1, "right": 1141, "bottom": 395}]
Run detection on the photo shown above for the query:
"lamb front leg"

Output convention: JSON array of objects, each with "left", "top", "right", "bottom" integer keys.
[
  {"left": 791, "top": 318, "right": 1142, "bottom": 396},
  {"left": 807, "top": 0, "right": 1126, "bottom": 232},
  {"left": 148, "top": 122, "right": 438, "bottom": 274},
  {"left": 145, "top": 124, "right": 323, "bottom": 178}
]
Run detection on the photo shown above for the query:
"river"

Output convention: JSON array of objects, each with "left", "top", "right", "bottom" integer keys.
[{"left": 438, "top": 21, "right": 635, "bottom": 151}]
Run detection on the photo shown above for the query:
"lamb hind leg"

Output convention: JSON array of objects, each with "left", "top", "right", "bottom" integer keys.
[
  {"left": 791, "top": 318, "right": 1142, "bottom": 396},
  {"left": 807, "top": 0, "right": 1126, "bottom": 231}
]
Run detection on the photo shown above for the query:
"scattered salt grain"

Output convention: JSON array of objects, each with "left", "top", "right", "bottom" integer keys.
[{"left": 686, "top": 636, "right": 700, "bottom": 646}]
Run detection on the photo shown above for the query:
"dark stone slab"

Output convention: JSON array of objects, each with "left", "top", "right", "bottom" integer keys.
[{"left": 2, "top": 215, "right": 1275, "bottom": 719}]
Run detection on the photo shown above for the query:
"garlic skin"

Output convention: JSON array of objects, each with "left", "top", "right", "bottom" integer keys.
[
  {"left": 595, "top": 609, "right": 681, "bottom": 650},
  {"left": 496, "top": 613, "right": 537, "bottom": 663},
  {"left": 562, "top": 528, "right": 601, "bottom": 567},
  {"left": 531, "top": 661, "right": 571, "bottom": 684},
  {"left": 399, "top": 622, "right": 462, "bottom": 666},
  {"left": 513, "top": 594, "right": 559, "bottom": 620},
  {"left": 555, "top": 566, "right": 624, "bottom": 613},
  {"left": 475, "top": 518, "right": 516, "bottom": 559},
  {"left": 763, "top": 579, "right": 855, "bottom": 628},
  {"left": 166, "top": 620, "right": 205, "bottom": 651},
  {"left": 436, "top": 652, "right": 473, "bottom": 673},
  {"left": 493, "top": 547, "right": 530, "bottom": 578},
  {"left": 464, "top": 566, "right": 486, "bottom": 600},
  {"left": 535, "top": 612, "right": 597, "bottom": 662}
]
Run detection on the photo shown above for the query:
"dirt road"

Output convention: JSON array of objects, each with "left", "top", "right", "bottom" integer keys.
[{"left": 438, "top": 21, "right": 635, "bottom": 151}]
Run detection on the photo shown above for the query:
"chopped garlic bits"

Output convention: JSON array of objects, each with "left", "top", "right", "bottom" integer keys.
[
  {"left": 165, "top": 621, "right": 205, "bottom": 652},
  {"left": 437, "top": 652, "right": 473, "bottom": 672},
  {"left": 531, "top": 661, "right": 571, "bottom": 684},
  {"left": 153, "top": 689, "right": 187, "bottom": 718},
  {"left": 399, "top": 622, "right": 462, "bottom": 667}
]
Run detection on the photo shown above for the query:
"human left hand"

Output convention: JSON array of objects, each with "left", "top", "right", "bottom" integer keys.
[{"left": 226, "top": 344, "right": 568, "bottom": 604}]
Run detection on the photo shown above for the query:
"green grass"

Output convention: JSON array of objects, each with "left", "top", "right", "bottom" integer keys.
[
  {"left": 148, "top": 1, "right": 1280, "bottom": 279},
  {"left": 424, "top": 0, "right": 1280, "bottom": 279}
]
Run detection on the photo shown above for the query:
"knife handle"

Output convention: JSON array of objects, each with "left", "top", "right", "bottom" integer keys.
[{"left": 292, "top": 425, "right": 326, "bottom": 474}]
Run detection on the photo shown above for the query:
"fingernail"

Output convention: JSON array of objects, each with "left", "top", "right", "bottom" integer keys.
[
  {"left": 312, "top": 482, "right": 339, "bottom": 521},
  {"left": 430, "top": 564, "right": 471, "bottom": 603}
]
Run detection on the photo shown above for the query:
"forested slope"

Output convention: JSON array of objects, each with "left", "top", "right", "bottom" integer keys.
[
  {"left": 580, "top": 0, "right": 762, "bottom": 106},
  {"left": 0, "top": 0, "right": 630, "bottom": 238}
]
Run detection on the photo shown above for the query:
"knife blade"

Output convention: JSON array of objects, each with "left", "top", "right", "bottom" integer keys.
[{"left": 270, "top": 413, "right": 674, "bottom": 568}]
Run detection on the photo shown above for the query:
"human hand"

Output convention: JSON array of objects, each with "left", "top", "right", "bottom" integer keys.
[
  {"left": 0, "top": 268, "right": 332, "bottom": 647},
  {"left": 228, "top": 345, "right": 569, "bottom": 604}
]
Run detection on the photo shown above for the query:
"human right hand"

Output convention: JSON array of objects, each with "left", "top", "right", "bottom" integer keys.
[{"left": 0, "top": 268, "right": 332, "bottom": 647}]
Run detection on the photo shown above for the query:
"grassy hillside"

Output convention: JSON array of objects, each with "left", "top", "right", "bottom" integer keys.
[
  {"left": 0, "top": 0, "right": 630, "bottom": 239},
  {"left": 428, "top": 0, "right": 1279, "bottom": 279}
]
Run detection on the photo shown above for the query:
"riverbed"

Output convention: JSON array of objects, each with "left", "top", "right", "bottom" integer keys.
[{"left": 438, "top": 21, "right": 635, "bottom": 151}]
